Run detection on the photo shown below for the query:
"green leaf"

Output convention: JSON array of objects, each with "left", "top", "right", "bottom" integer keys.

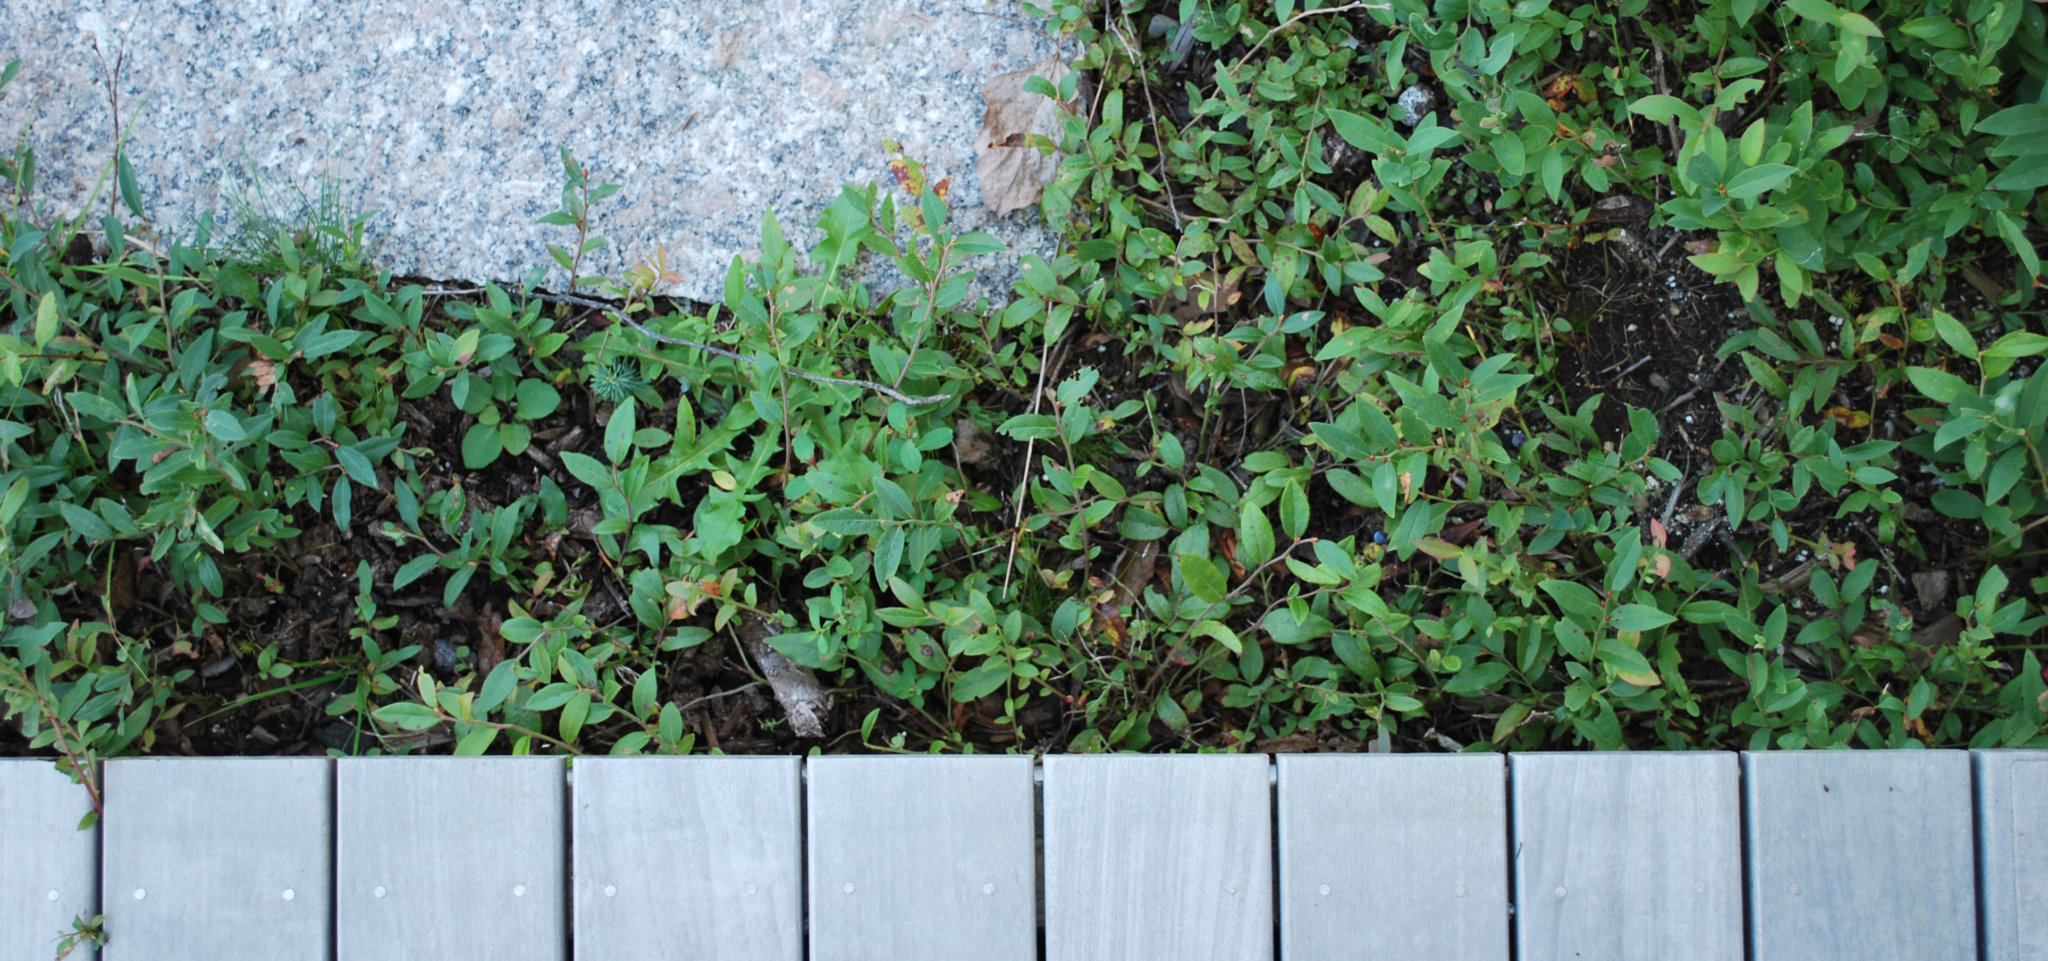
[
  {"left": 1611, "top": 603, "right": 1677, "bottom": 632},
  {"left": 58, "top": 502, "right": 113, "bottom": 541},
  {"left": 476, "top": 660, "right": 518, "bottom": 714},
  {"left": 461, "top": 422, "right": 502, "bottom": 469},
  {"left": 1279, "top": 481, "right": 1309, "bottom": 539},
  {"left": 1983, "top": 331, "right": 2048, "bottom": 359},
  {"left": 1309, "top": 422, "right": 1377, "bottom": 461},
  {"left": 117, "top": 149, "right": 144, "bottom": 218},
  {"left": 1326, "top": 108, "right": 1404, "bottom": 155},
  {"left": 1116, "top": 508, "right": 1173, "bottom": 541},
  {"left": 66, "top": 391, "right": 125, "bottom": 423},
  {"left": 873, "top": 526, "right": 905, "bottom": 584},
  {"left": 1836, "top": 10, "right": 1882, "bottom": 36},
  {"left": 525, "top": 682, "right": 577, "bottom": 711},
  {"left": 1539, "top": 579, "right": 1606, "bottom": 627},
  {"left": 997, "top": 413, "right": 1059, "bottom": 441},
  {"left": 203, "top": 410, "right": 247, "bottom": 442},
  {"left": 1595, "top": 637, "right": 1661, "bottom": 686},
  {"left": 1238, "top": 501, "right": 1275, "bottom": 568},
  {"left": 1994, "top": 211, "right": 2041, "bottom": 279},
  {"left": 874, "top": 477, "right": 915, "bottom": 519},
  {"left": 1785, "top": 0, "right": 1842, "bottom": 26},
  {"left": 605, "top": 398, "right": 637, "bottom": 464},
  {"left": 499, "top": 421, "right": 532, "bottom": 456},
  {"left": 1932, "top": 312, "right": 1979, "bottom": 357},
  {"left": 660, "top": 703, "right": 685, "bottom": 744},
  {"left": 1177, "top": 553, "right": 1228, "bottom": 603},
  {"left": 952, "top": 659, "right": 1011, "bottom": 701},
  {"left": 609, "top": 732, "right": 651, "bottom": 756},
  {"left": 373, "top": 702, "right": 442, "bottom": 732},
  {"left": 393, "top": 554, "right": 440, "bottom": 590},
  {"left": 1990, "top": 158, "right": 2048, "bottom": 193},
  {"left": 332, "top": 478, "right": 353, "bottom": 529},
  {"left": 34, "top": 292, "right": 59, "bottom": 349},
  {"left": 1444, "top": 659, "right": 1510, "bottom": 695},
  {"left": 515, "top": 380, "right": 562, "bottom": 420},
  {"left": 1723, "top": 163, "right": 1796, "bottom": 199},
  {"left": 1905, "top": 678, "right": 1934, "bottom": 721},
  {"left": 1628, "top": 94, "right": 1701, "bottom": 127},
  {"left": 560, "top": 451, "right": 613, "bottom": 489},
  {"left": 1154, "top": 691, "right": 1190, "bottom": 732},
  {"left": 334, "top": 444, "right": 379, "bottom": 487},
  {"left": 0, "top": 477, "right": 26, "bottom": 528},
  {"left": 811, "top": 508, "right": 880, "bottom": 536},
  {"left": 559, "top": 691, "right": 592, "bottom": 743},
  {"left": 1905, "top": 367, "right": 1972, "bottom": 405},
  {"left": 453, "top": 726, "right": 498, "bottom": 755},
  {"left": 1190, "top": 619, "right": 1243, "bottom": 655},
  {"left": 443, "top": 563, "right": 477, "bottom": 608},
  {"left": 1492, "top": 702, "right": 1533, "bottom": 744},
  {"left": 1977, "top": 104, "right": 2048, "bottom": 138}
]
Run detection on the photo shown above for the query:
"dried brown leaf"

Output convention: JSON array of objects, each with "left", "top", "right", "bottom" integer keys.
[
  {"left": 737, "top": 611, "right": 833, "bottom": 738},
  {"left": 976, "top": 56, "right": 1072, "bottom": 216},
  {"left": 952, "top": 417, "right": 1000, "bottom": 472}
]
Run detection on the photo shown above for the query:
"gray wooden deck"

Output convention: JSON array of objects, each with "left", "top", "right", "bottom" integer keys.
[{"left": 2, "top": 750, "right": 2042, "bottom": 961}]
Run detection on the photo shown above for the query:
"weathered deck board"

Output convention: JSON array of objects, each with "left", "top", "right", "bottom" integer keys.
[
  {"left": 337, "top": 757, "right": 565, "bottom": 961},
  {"left": 0, "top": 761, "right": 99, "bottom": 961},
  {"left": 805, "top": 756, "right": 1035, "bottom": 961},
  {"left": 101, "top": 758, "right": 331, "bottom": 961},
  {"left": 1743, "top": 750, "right": 1975, "bottom": 961},
  {"left": 1277, "top": 754, "right": 1507, "bottom": 961},
  {"left": 572, "top": 757, "right": 802, "bottom": 961},
  {"left": 1511, "top": 752, "right": 1741, "bottom": 961},
  {"left": 1043, "top": 754, "right": 1272, "bottom": 961},
  {"left": 1973, "top": 749, "right": 2048, "bottom": 961}
]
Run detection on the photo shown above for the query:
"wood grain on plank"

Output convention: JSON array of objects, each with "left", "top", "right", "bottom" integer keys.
[
  {"left": 1278, "top": 754, "right": 1507, "bottom": 961},
  {"left": 1512, "top": 752, "right": 1741, "bottom": 961},
  {"left": 1973, "top": 749, "right": 2048, "bottom": 961},
  {"left": 1744, "top": 750, "right": 1975, "bottom": 961},
  {"left": 0, "top": 761, "right": 99, "bottom": 961},
  {"left": 572, "top": 757, "right": 801, "bottom": 961},
  {"left": 806, "top": 756, "right": 1035, "bottom": 961},
  {"left": 337, "top": 757, "right": 565, "bottom": 961},
  {"left": 1043, "top": 754, "right": 1272, "bottom": 961},
  {"left": 101, "top": 758, "right": 331, "bottom": 961}
]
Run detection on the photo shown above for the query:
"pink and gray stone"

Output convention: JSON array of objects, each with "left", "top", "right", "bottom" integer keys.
[{"left": 0, "top": 1, "right": 1058, "bottom": 301}]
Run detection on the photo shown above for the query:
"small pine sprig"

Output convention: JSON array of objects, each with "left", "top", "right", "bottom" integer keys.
[{"left": 588, "top": 357, "right": 648, "bottom": 406}]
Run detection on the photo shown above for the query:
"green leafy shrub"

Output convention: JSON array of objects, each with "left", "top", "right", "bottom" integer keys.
[{"left": 5, "top": 0, "right": 2047, "bottom": 769}]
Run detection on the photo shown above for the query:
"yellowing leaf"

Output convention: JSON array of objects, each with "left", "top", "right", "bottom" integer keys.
[
  {"left": 976, "top": 56, "right": 1073, "bottom": 216},
  {"left": 35, "top": 292, "right": 60, "bottom": 349}
]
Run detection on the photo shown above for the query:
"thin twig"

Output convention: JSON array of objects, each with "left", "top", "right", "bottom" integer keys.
[
  {"left": 1660, "top": 473, "right": 1690, "bottom": 531},
  {"left": 1111, "top": 16, "right": 1182, "bottom": 231},
  {"left": 1225, "top": 2, "right": 1390, "bottom": 77},
  {"left": 1659, "top": 385, "right": 1701, "bottom": 413},
  {"left": 537, "top": 292, "right": 953, "bottom": 406},
  {"left": 1002, "top": 329, "right": 1063, "bottom": 598},
  {"left": 1648, "top": 37, "right": 1682, "bottom": 162},
  {"left": 673, "top": 681, "right": 764, "bottom": 715}
]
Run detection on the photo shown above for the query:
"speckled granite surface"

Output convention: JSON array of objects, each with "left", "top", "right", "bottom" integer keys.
[{"left": 0, "top": 1, "right": 1060, "bottom": 302}]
